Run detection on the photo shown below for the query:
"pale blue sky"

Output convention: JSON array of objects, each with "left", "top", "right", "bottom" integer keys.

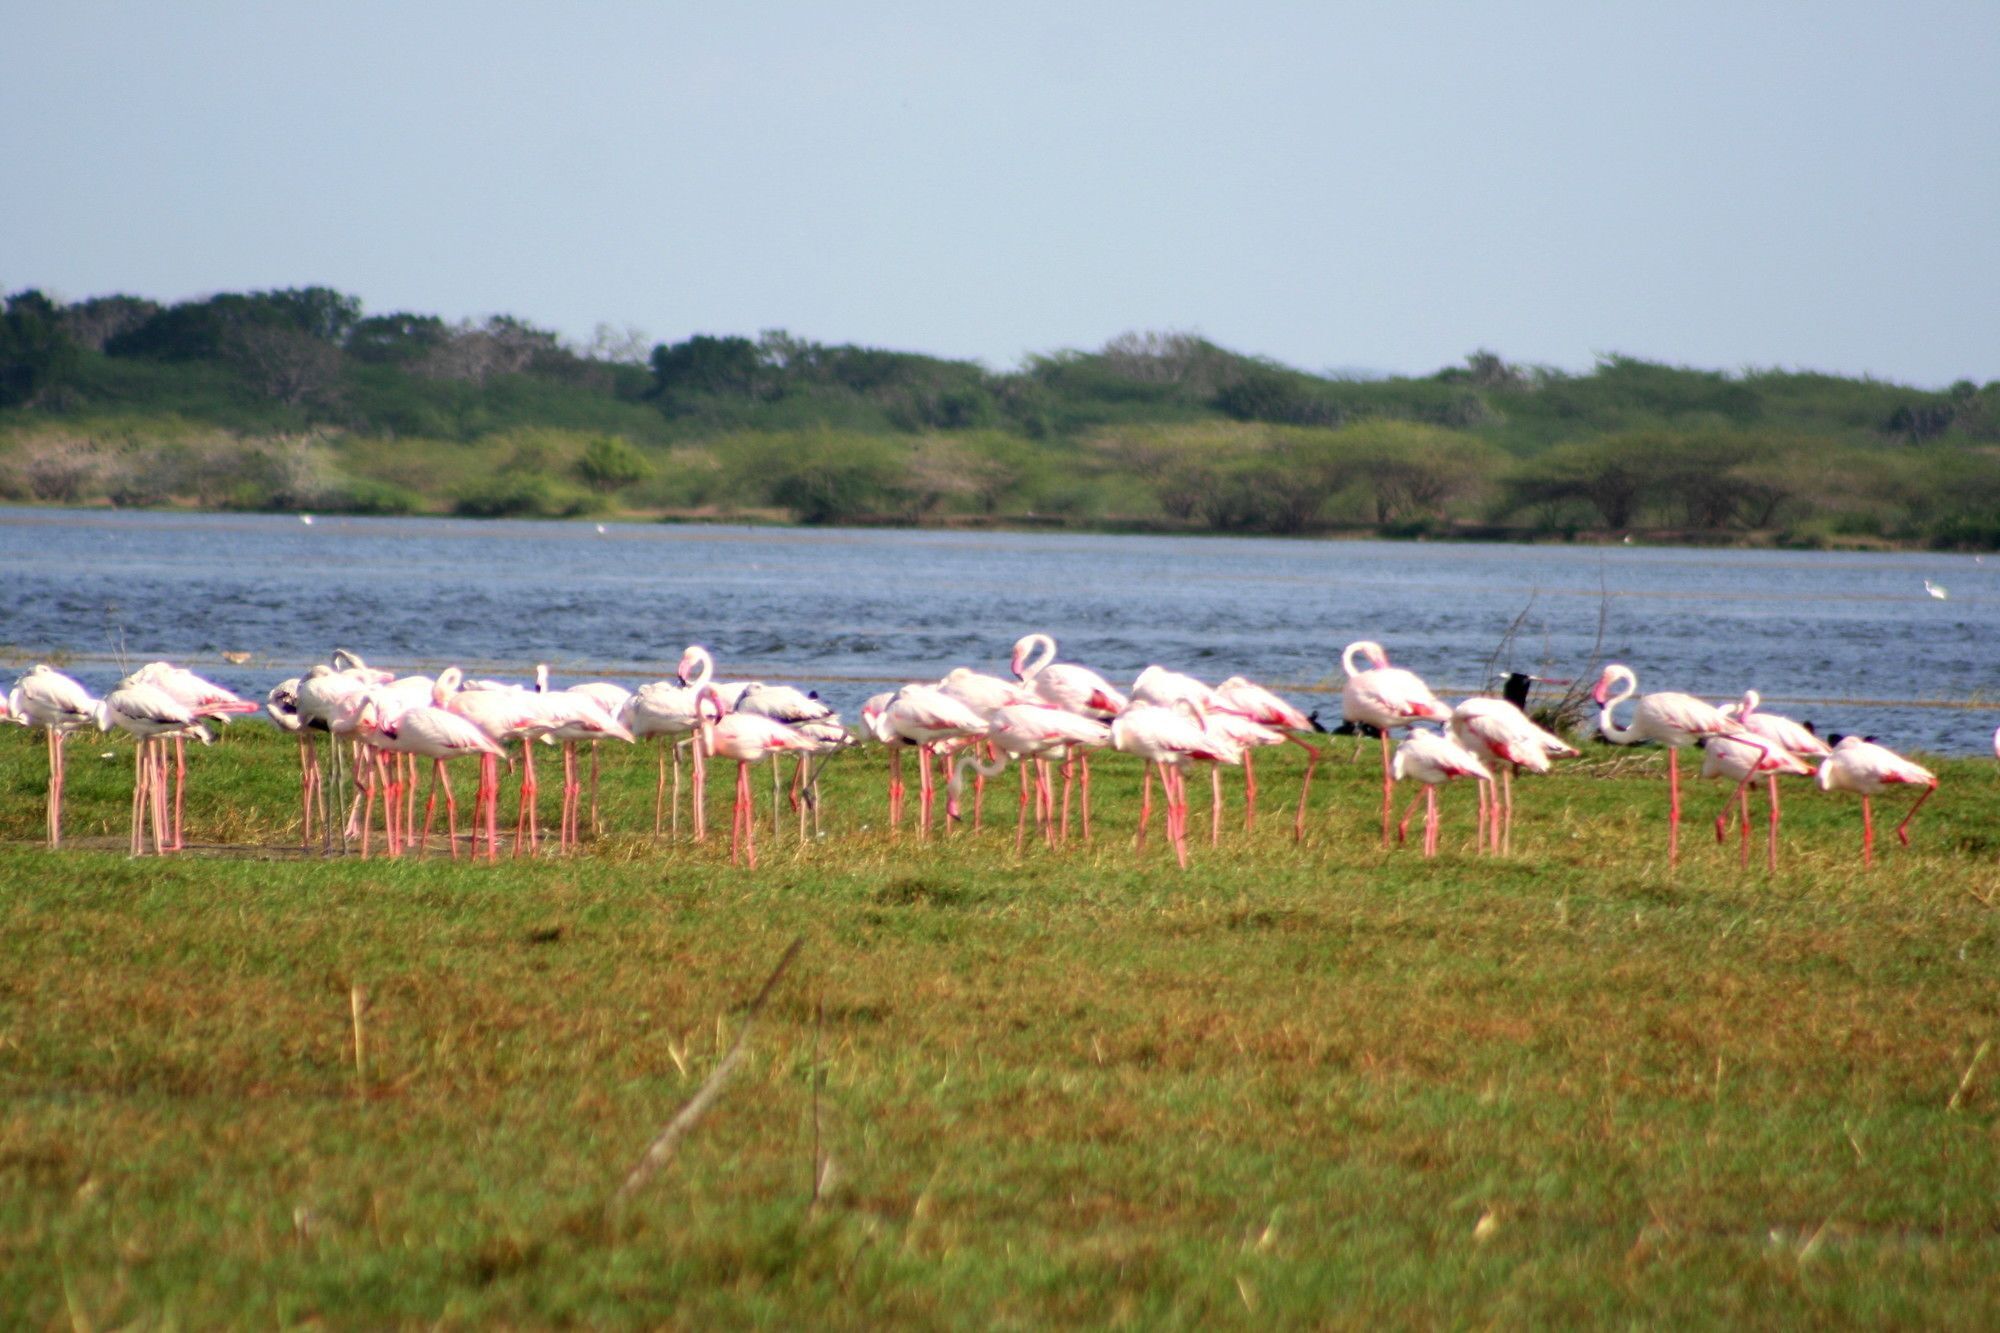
[{"left": 6, "top": 2, "right": 1998, "bottom": 385}]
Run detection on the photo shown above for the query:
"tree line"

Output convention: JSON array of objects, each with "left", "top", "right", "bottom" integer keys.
[{"left": 2, "top": 285, "right": 1998, "bottom": 546}]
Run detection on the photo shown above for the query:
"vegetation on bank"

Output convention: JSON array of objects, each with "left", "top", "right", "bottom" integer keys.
[
  {"left": 2, "top": 725, "right": 1998, "bottom": 1325},
  {"left": 4, "top": 286, "right": 2000, "bottom": 545}
]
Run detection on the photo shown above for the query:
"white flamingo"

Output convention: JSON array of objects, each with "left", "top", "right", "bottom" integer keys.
[
  {"left": 1012, "top": 633, "right": 1128, "bottom": 841},
  {"left": 692, "top": 685, "right": 817, "bottom": 869},
  {"left": 1816, "top": 736, "right": 1937, "bottom": 867},
  {"left": 1340, "top": 640, "right": 1452, "bottom": 848},
  {"left": 1448, "top": 697, "right": 1578, "bottom": 855},
  {"left": 98, "top": 679, "right": 211, "bottom": 856},
  {"left": 1390, "top": 728, "right": 1492, "bottom": 858},
  {"left": 9, "top": 665, "right": 98, "bottom": 847},
  {"left": 1593, "top": 663, "right": 1767, "bottom": 867}
]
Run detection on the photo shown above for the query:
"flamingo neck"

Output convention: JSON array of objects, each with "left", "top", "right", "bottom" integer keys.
[
  {"left": 682, "top": 648, "right": 714, "bottom": 692},
  {"left": 1596, "top": 670, "right": 1640, "bottom": 745},
  {"left": 1341, "top": 641, "right": 1385, "bottom": 679},
  {"left": 1016, "top": 634, "right": 1054, "bottom": 684}
]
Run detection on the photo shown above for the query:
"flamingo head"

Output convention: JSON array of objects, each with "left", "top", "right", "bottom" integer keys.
[
  {"left": 1591, "top": 667, "right": 1615, "bottom": 706},
  {"left": 675, "top": 647, "right": 704, "bottom": 687},
  {"left": 1009, "top": 637, "right": 1032, "bottom": 679},
  {"left": 432, "top": 667, "right": 462, "bottom": 707},
  {"left": 695, "top": 684, "right": 728, "bottom": 724}
]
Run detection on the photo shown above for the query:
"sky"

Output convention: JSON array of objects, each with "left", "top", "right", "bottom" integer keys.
[{"left": 5, "top": 2, "right": 1999, "bottom": 386}]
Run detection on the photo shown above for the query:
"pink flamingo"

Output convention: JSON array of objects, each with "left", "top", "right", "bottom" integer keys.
[
  {"left": 527, "top": 667, "right": 634, "bottom": 852},
  {"left": 1012, "top": 633, "right": 1128, "bottom": 840},
  {"left": 294, "top": 663, "right": 375, "bottom": 852},
  {"left": 1340, "top": 640, "right": 1451, "bottom": 848},
  {"left": 1815, "top": 736, "right": 1937, "bottom": 867},
  {"left": 947, "top": 703, "right": 1112, "bottom": 852},
  {"left": 737, "top": 680, "right": 841, "bottom": 840},
  {"left": 9, "top": 665, "right": 98, "bottom": 847},
  {"left": 97, "top": 679, "right": 211, "bottom": 857},
  {"left": 360, "top": 696, "right": 508, "bottom": 858},
  {"left": 879, "top": 685, "right": 990, "bottom": 837},
  {"left": 537, "top": 667, "right": 631, "bottom": 837},
  {"left": 1390, "top": 729, "right": 1492, "bottom": 858},
  {"left": 1448, "top": 697, "right": 1578, "bottom": 855},
  {"left": 938, "top": 667, "right": 1038, "bottom": 830},
  {"left": 1213, "top": 675, "right": 1324, "bottom": 842},
  {"left": 1593, "top": 664, "right": 1769, "bottom": 866},
  {"left": 130, "top": 661, "right": 260, "bottom": 849},
  {"left": 1700, "top": 734, "right": 1813, "bottom": 870},
  {"left": 692, "top": 685, "right": 817, "bottom": 868},
  {"left": 622, "top": 680, "right": 704, "bottom": 839},
  {"left": 437, "top": 668, "right": 553, "bottom": 861},
  {"left": 1108, "top": 702, "right": 1232, "bottom": 869}
]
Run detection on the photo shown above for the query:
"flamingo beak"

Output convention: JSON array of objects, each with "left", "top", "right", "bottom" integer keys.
[{"left": 1591, "top": 677, "right": 1609, "bottom": 705}]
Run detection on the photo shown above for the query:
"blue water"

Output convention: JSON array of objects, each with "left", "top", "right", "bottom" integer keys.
[{"left": 3, "top": 507, "right": 1995, "bottom": 754}]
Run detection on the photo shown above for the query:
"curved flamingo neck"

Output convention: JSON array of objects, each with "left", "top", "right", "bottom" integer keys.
[
  {"left": 695, "top": 684, "right": 727, "bottom": 724},
  {"left": 1015, "top": 633, "right": 1055, "bottom": 684},
  {"left": 1341, "top": 641, "right": 1386, "bottom": 678},
  {"left": 681, "top": 647, "right": 714, "bottom": 692},
  {"left": 433, "top": 668, "right": 462, "bottom": 707},
  {"left": 1596, "top": 667, "right": 1641, "bottom": 744}
]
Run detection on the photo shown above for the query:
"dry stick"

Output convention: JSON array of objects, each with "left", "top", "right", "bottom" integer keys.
[
  {"left": 811, "top": 996, "right": 825, "bottom": 1206},
  {"left": 607, "top": 936, "right": 805, "bottom": 1219},
  {"left": 350, "top": 984, "right": 368, "bottom": 1093},
  {"left": 1946, "top": 1039, "right": 1990, "bottom": 1113}
]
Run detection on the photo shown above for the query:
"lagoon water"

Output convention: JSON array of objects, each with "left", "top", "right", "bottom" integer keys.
[{"left": 2, "top": 507, "right": 1995, "bottom": 754}]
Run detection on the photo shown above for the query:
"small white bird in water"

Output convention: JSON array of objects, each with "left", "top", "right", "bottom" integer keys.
[
  {"left": 595, "top": 524, "right": 607, "bottom": 534},
  {"left": 299, "top": 514, "right": 314, "bottom": 526},
  {"left": 1924, "top": 579, "right": 1948, "bottom": 600}
]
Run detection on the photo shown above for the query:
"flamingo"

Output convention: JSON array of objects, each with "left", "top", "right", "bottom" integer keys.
[
  {"left": 937, "top": 667, "right": 1038, "bottom": 830},
  {"left": 359, "top": 696, "right": 507, "bottom": 858},
  {"left": 947, "top": 703, "right": 1112, "bottom": 852},
  {"left": 535, "top": 667, "right": 632, "bottom": 838},
  {"left": 1012, "top": 633, "right": 1128, "bottom": 841},
  {"left": 129, "top": 662, "right": 260, "bottom": 850},
  {"left": 1108, "top": 702, "right": 1232, "bottom": 869},
  {"left": 1448, "top": 697, "right": 1578, "bottom": 854},
  {"left": 737, "top": 681, "right": 840, "bottom": 839},
  {"left": 622, "top": 680, "right": 704, "bottom": 839},
  {"left": 1724, "top": 690, "right": 1832, "bottom": 761},
  {"left": 1340, "top": 640, "right": 1451, "bottom": 848},
  {"left": 880, "top": 685, "right": 990, "bottom": 836},
  {"left": 97, "top": 679, "right": 211, "bottom": 856},
  {"left": 1699, "top": 734, "right": 1813, "bottom": 870},
  {"left": 295, "top": 662, "right": 375, "bottom": 852},
  {"left": 526, "top": 667, "right": 635, "bottom": 851},
  {"left": 1815, "top": 736, "right": 1937, "bottom": 867},
  {"left": 437, "top": 667, "right": 555, "bottom": 861},
  {"left": 1390, "top": 729, "right": 1492, "bottom": 858},
  {"left": 692, "top": 685, "right": 817, "bottom": 868},
  {"left": 1213, "top": 675, "right": 1325, "bottom": 841},
  {"left": 9, "top": 665, "right": 98, "bottom": 847},
  {"left": 1593, "top": 664, "right": 1768, "bottom": 866}
]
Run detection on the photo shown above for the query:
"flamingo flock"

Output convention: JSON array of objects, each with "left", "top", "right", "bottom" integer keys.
[{"left": 1, "top": 635, "right": 1961, "bottom": 871}]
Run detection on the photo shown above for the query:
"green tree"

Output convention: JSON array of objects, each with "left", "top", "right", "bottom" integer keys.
[
  {"left": 0, "top": 290, "right": 80, "bottom": 407},
  {"left": 575, "top": 435, "right": 651, "bottom": 492}
]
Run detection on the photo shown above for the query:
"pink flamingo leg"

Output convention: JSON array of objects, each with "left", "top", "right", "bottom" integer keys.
[
  {"left": 1137, "top": 763, "right": 1153, "bottom": 852},
  {"left": 1667, "top": 746, "right": 1682, "bottom": 866},
  {"left": 1895, "top": 785, "right": 1934, "bottom": 848},
  {"left": 1169, "top": 764, "right": 1190, "bottom": 869},
  {"left": 1765, "top": 775, "right": 1779, "bottom": 872},
  {"left": 1016, "top": 760, "right": 1031, "bottom": 855},
  {"left": 1425, "top": 786, "right": 1439, "bottom": 857},
  {"left": 887, "top": 747, "right": 904, "bottom": 832},
  {"left": 1378, "top": 732, "right": 1395, "bottom": 849},
  {"left": 1080, "top": 751, "right": 1093, "bottom": 843},
  {"left": 1059, "top": 752, "right": 1074, "bottom": 843},
  {"left": 130, "top": 740, "right": 147, "bottom": 856},
  {"left": 1290, "top": 737, "right": 1319, "bottom": 844},
  {"left": 1396, "top": 789, "right": 1424, "bottom": 845},
  {"left": 1861, "top": 794, "right": 1874, "bottom": 867},
  {"left": 1242, "top": 750, "right": 1257, "bottom": 834},
  {"left": 1502, "top": 766, "right": 1515, "bottom": 856},
  {"left": 739, "top": 761, "right": 759, "bottom": 869}
]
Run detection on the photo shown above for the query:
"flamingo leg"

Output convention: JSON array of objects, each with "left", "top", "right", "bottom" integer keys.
[
  {"left": 360, "top": 748, "right": 378, "bottom": 860},
  {"left": 1738, "top": 783, "right": 1752, "bottom": 867},
  {"left": 1502, "top": 766, "right": 1516, "bottom": 855},
  {"left": 1765, "top": 775, "right": 1780, "bottom": 873},
  {"left": 739, "top": 761, "right": 758, "bottom": 869},
  {"left": 130, "top": 739, "right": 146, "bottom": 856},
  {"left": 1895, "top": 785, "right": 1934, "bottom": 848},
  {"left": 1425, "top": 785, "right": 1439, "bottom": 858},
  {"left": 770, "top": 758, "right": 782, "bottom": 843},
  {"left": 171, "top": 735, "right": 186, "bottom": 852},
  {"left": 1242, "top": 750, "right": 1257, "bottom": 834},
  {"left": 1016, "top": 759, "right": 1031, "bottom": 855},
  {"left": 419, "top": 758, "right": 441, "bottom": 860},
  {"left": 1169, "top": 763, "right": 1189, "bottom": 869},
  {"left": 588, "top": 741, "right": 601, "bottom": 839},
  {"left": 1378, "top": 732, "right": 1395, "bottom": 849},
  {"left": 692, "top": 735, "right": 707, "bottom": 842},
  {"left": 1137, "top": 764, "right": 1153, "bottom": 852},
  {"left": 1667, "top": 746, "right": 1682, "bottom": 867},
  {"left": 1059, "top": 752, "right": 1074, "bottom": 844},
  {"left": 1475, "top": 775, "right": 1490, "bottom": 854},
  {"left": 1210, "top": 765, "right": 1223, "bottom": 847},
  {"left": 1290, "top": 736, "right": 1320, "bottom": 844},
  {"left": 973, "top": 742, "right": 988, "bottom": 832},
  {"left": 1861, "top": 794, "right": 1874, "bottom": 867},
  {"left": 1041, "top": 758, "right": 1057, "bottom": 848},
  {"left": 1080, "top": 750, "right": 1094, "bottom": 843},
  {"left": 652, "top": 744, "right": 667, "bottom": 840},
  {"left": 1396, "top": 789, "right": 1425, "bottom": 845}
]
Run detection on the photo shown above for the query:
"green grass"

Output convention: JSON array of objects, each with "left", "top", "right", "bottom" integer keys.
[{"left": 3, "top": 726, "right": 1998, "bottom": 1327}]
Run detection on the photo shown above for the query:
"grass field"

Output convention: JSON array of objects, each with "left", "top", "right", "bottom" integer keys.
[{"left": 2, "top": 724, "right": 1997, "bottom": 1327}]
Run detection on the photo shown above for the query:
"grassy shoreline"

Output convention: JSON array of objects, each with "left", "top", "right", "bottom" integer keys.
[{"left": 3, "top": 726, "right": 1997, "bottom": 1325}]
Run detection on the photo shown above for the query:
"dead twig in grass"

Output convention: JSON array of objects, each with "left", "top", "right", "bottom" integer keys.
[
  {"left": 1946, "top": 1039, "right": 1989, "bottom": 1113},
  {"left": 350, "top": 984, "right": 368, "bottom": 1094},
  {"left": 606, "top": 936, "right": 804, "bottom": 1220}
]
